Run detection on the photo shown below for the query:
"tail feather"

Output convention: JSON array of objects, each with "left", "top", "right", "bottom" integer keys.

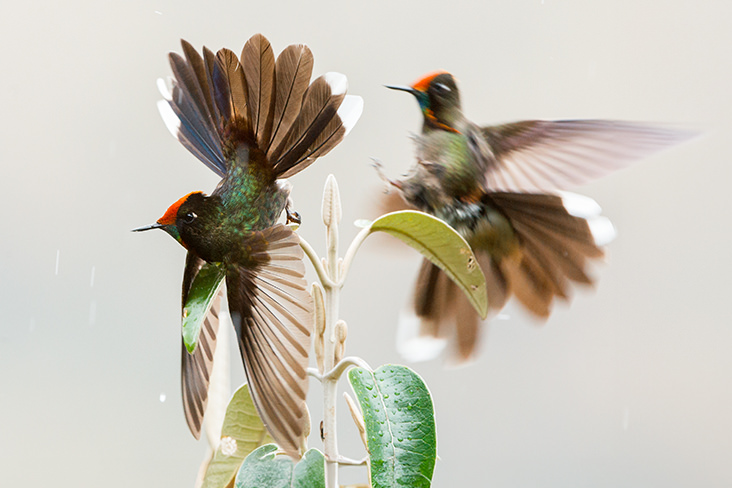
[
  {"left": 180, "top": 40, "right": 218, "bottom": 126},
  {"left": 490, "top": 192, "right": 606, "bottom": 318},
  {"left": 216, "top": 48, "right": 249, "bottom": 125},
  {"left": 270, "top": 74, "right": 344, "bottom": 176},
  {"left": 159, "top": 35, "right": 361, "bottom": 180},
  {"left": 407, "top": 259, "right": 483, "bottom": 361},
  {"left": 268, "top": 44, "right": 314, "bottom": 155},
  {"left": 241, "top": 34, "right": 275, "bottom": 148},
  {"left": 400, "top": 191, "right": 612, "bottom": 362}
]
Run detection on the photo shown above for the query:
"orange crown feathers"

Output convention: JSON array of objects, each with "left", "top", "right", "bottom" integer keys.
[
  {"left": 157, "top": 191, "right": 202, "bottom": 226},
  {"left": 411, "top": 70, "right": 450, "bottom": 92}
]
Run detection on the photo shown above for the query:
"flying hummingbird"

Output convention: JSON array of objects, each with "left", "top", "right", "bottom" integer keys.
[
  {"left": 382, "top": 71, "right": 692, "bottom": 362},
  {"left": 134, "top": 34, "right": 362, "bottom": 456}
]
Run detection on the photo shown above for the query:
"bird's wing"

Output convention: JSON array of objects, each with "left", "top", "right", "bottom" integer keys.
[
  {"left": 226, "top": 224, "right": 313, "bottom": 459},
  {"left": 158, "top": 35, "right": 362, "bottom": 180},
  {"left": 480, "top": 120, "right": 694, "bottom": 192},
  {"left": 180, "top": 252, "right": 222, "bottom": 439}
]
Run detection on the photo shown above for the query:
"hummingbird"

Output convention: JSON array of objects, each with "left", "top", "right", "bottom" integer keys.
[
  {"left": 382, "top": 71, "right": 692, "bottom": 362},
  {"left": 134, "top": 34, "right": 362, "bottom": 457}
]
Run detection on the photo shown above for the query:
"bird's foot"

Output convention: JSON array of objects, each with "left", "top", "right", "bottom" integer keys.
[
  {"left": 371, "top": 158, "right": 403, "bottom": 191},
  {"left": 286, "top": 207, "right": 302, "bottom": 226}
]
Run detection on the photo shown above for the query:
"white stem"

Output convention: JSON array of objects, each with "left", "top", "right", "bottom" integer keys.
[
  {"left": 339, "top": 226, "right": 372, "bottom": 283},
  {"left": 323, "top": 356, "right": 372, "bottom": 382},
  {"left": 321, "top": 175, "right": 342, "bottom": 488},
  {"left": 300, "top": 236, "right": 335, "bottom": 288}
]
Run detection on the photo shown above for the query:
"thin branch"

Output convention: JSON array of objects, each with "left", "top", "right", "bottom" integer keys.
[
  {"left": 307, "top": 367, "right": 324, "bottom": 382},
  {"left": 299, "top": 235, "right": 336, "bottom": 288},
  {"left": 339, "top": 226, "right": 372, "bottom": 285},
  {"left": 333, "top": 455, "right": 368, "bottom": 466},
  {"left": 323, "top": 356, "right": 373, "bottom": 382}
]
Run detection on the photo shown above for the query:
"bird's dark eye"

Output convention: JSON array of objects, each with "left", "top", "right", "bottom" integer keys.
[
  {"left": 434, "top": 82, "right": 451, "bottom": 94},
  {"left": 182, "top": 212, "right": 197, "bottom": 224}
]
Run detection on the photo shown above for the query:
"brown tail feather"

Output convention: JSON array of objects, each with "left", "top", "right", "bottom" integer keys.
[
  {"left": 240, "top": 34, "right": 275, "bottom": 148},
  {"left": 400, "top": 191, "right": 609, "bottom": 362},
  {"left": 159, "top": 35, "right": 361, "bottom": 181},
  {"left": 489, "top": 192, "right": 604, "bottom": 317}
]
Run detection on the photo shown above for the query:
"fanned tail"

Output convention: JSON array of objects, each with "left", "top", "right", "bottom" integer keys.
[
  {"left": 226, "top": 225, "right": 313, "bottom": 459},
  {"left": 399, "top": 191, "right": 613, "bottom": 362},
  {"left": 488, "top": 191, "right": 612, "bottom": 317},
  {"left": 158, "top": 34, "right": 362, "bottom": 179}
]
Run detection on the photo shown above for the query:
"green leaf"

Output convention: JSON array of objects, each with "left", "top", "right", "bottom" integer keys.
[
  {"left": 368, "top": 210, "right": 487, "bottom": 318},
  {"left": 292, "top": 450, "right": 326, "bottom": 488},
  {"left": 234, "top": 445, "right": 325, "bottom": 488},
  {"left": 202, "top": 384, "right": 274, "bottom": 488},
  {"left": 348, "top": 365, "right": 436, "bottom": 488},
  {"left": 182, "top": 262, "right": 226, "bottom": 353}
]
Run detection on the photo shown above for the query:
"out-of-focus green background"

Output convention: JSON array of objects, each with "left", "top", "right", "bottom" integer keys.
[{"left": 1, "top": 1, "right": 730, "bottom": 486}]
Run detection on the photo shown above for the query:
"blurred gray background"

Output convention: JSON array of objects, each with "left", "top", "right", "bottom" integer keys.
[{"left": 1, "top": 1, "right": 730, "bottom": 486}]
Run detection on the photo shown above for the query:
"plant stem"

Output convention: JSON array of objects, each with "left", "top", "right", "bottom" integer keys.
[{"left": 321, "top": 175, "right": 343, "bottom": 488}]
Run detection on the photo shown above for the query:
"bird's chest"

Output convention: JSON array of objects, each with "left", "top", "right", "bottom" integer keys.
[{"left": 400, "top": 131, "right": 486, "bottom": 218}]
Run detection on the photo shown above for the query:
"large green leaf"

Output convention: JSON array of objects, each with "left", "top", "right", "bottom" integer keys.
[
  {"left": 348, "top": 365, "right": 436, "bottom": 488},
  {"left": 202, "top": 384, "right": 274, "bottom": 488},
  {"left": 182, "top": 262, "right": 225, "bottom": 353},
  {"left": 369, "top": 210, "right": 487, "bottom": 318},
  {"left": 234, "top": 445, "right": 325, "bottom": 488}
]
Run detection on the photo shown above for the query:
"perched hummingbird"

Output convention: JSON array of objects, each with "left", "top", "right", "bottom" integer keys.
[
  {"left": 134, "top": 34, "right": 362, "bottom": 456},
  {"left": 383, "top": 71, "right": 692, "bottom": 362}
]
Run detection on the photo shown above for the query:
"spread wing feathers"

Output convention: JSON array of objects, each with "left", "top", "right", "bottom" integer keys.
[
  {"left": 179, "top": 252, "right": 222, "bottom": 439},
  {"left": 487, "top": 192, "right": 606, "bottom": 317},
  {"left": 481, "top": 120, "right": 695, "bottom": 192},
  {"left": 181, "top": 292, "right": 221, "bottom": 439},
  {"left": 159, "top": 35, "right": 361, "bottom": 180},
  {"left": 226, "top": 224, "right": 313, "bottom": 458},
  {"left": 241, "top": 34, "right": 276, "bottom": 148}
]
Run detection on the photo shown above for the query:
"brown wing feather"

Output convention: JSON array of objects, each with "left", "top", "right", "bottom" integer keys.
[
  {"left": 226, "top": 225, "right": 313, "bottom": 459},
  {"left": 179, "top": 252, "right": 222, "bottom": 439},
  {"left": 482, "top": 120, "right": 695, "bottom": 192},
  {"left": 181, "top": 293, "right": 221, "bottom": 439}
]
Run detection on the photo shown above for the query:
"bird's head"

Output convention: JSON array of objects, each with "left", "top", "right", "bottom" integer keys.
[
  {"left": 133, "top": 191, "right": 210, "bottom": 250},
  {"left": 386, "top": 71, "right": 462, "bottom": 131}
]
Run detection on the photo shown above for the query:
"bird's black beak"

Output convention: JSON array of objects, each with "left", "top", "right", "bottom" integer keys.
[
  {"left": 132, "top": 223, "right": 164, "bottom": 232},
  {"left": 385, "top": 84, "right": 419, "bottom": 96}
]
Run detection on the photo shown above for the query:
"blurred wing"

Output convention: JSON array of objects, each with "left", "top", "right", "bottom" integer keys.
[
  {"left": 226, "top": 225, "right": 313, "bottom": 459},
  {"left": 180, "top": 252, "right": 222, "bottom": 439},
  {"left": 481, "top": 120, "right": 695, "bottom": 192}
]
